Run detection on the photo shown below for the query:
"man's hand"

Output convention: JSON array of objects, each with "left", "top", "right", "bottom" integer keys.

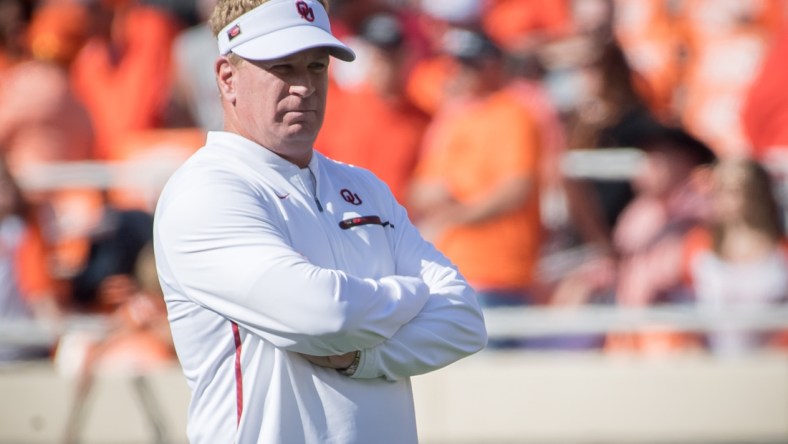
[{"left": 300, "top": 351, "right": 358, "bottom": 370}]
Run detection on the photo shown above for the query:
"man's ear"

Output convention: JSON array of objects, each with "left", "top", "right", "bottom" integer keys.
[{"left": 216, "top": 56, "right": 237, "bottom": 104}]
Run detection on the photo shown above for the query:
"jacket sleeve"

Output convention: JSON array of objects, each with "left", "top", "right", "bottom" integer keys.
[
  {"left": 351, "top": 182, "right": 488, "bottom": 381},
  {"left": 154, "top": 167, "right": 430, "bottom": 356}
]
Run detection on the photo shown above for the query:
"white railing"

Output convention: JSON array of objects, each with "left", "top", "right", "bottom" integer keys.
[
  {"left": 3, "top": 306, "right": 788, "bottom": 347},
  {"left": 561, "top": 147, "right": 645, "bottom": 180},
  {"left": 14, "top": 149, "right": 648, "bottom": 192},
  {"left": 0, "top": 316, "right": 110, "bottom": 347},
  {"left": 483, "top": 305, "right": 788, "bottom": 339},
  {"left": 4, "top": 151, "right": 786, "bottom": 347},
  {"left": 16, "top": 159, "right": 185, "bottom": 192}
]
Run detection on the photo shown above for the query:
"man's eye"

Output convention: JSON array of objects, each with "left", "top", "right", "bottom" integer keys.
[
  {"left": 270, "top": 64, "right": 292, "bottom": 74},
  {"left": 310, "top": 62, "right": 328, "bottom": 72}
]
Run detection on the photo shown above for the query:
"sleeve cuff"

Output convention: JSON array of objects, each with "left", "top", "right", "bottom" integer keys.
[{"left": 348, "top": 346, "right": 380, "bottom": 379}]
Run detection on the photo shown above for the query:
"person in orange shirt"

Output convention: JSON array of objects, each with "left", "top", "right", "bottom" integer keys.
[
  {"left": 70, "top": 0, "right": 181, "bottom": 160},
  {"left": 316, "top": 13, "right": 430, "bottom": 207},
  {"left": 410, "top": 29, "right": 542, "bottom": 348}
]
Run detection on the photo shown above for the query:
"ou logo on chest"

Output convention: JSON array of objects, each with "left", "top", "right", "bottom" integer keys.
[{"left": 340, "top": 189, "right": 363, "bottom": 205}]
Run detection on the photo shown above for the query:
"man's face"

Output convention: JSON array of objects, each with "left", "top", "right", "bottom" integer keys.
[{"left": 229, "top": 47, "right": 330, "bottom": 165}]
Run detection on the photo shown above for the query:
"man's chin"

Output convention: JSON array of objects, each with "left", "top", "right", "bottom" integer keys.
[
  {"left": 281, "top": 126, "right": 319, "bottom": 148},
  {"left": 286, "top": 122, "right": 319, "bottom": 138}
]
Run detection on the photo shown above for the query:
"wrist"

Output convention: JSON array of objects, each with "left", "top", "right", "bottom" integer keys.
[{"left": 338, "top": 351, "right": 361, "bottom": 376}]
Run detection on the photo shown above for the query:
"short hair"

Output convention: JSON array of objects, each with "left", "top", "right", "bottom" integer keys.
[
  {"left": 637, "top": 126, "right": 717, "bottom": 168},
  {"left": 209, "top": 0, "right": 329, "bottom": 36}
]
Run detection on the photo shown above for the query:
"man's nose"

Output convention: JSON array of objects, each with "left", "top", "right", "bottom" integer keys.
[{"left": 289, "top": 71, "right": 316, "bottom": 97}]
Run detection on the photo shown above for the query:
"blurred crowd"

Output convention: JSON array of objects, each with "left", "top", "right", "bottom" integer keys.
[{"left": 2, "top": 0, "right": 788, "bottom": 375}]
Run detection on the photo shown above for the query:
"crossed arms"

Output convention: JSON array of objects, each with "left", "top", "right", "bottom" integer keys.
[{"left": 154, "top": 168, "right": 487, "bottom": 381}]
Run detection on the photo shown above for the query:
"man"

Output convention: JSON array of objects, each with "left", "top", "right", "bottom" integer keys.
[{"left": 152, "top": 1, "right": 487, "bottom": 443}]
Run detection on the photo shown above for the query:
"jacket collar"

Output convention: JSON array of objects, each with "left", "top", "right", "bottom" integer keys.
[{"left": 206, "top": 131, "right": 321, "bottom": 174}]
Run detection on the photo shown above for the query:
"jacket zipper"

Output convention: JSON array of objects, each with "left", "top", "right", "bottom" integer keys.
[{"left": 308, "top": 167, "right": 323, "bottom": 212}]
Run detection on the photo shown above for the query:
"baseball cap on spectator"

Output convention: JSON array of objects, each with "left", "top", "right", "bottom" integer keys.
[
  {"left": 217, "top": 0, "right": 355, "bottom": 62},
  {"left": 637, "top": 124, "right": 718, "bottom": 167},
  {"left": 358, "top": 13, "right": 404, "bottom": 50},
  {"left": 442, "top": 28, "right": 502, "bottom": 66}
]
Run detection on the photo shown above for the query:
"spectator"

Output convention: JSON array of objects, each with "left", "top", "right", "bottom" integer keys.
[
  {"left": 315, "top": 0, "right": 393, "bottom": 90},
  {"left": 61, "top": 241, "right": 174, "bottom": 444},
  {"left": 684, "top": 158, "right": 788, "bottom": 356},
  {"left": 0, "top": 2, "right": 94, "bottom": 175},
  {"left": 0, "top": 2, "right": 103, "bottom": 287},
  {"left": 0, "top": 155, "right": 62, "bottom": 361},
  {"left": 613, "top": 126, "right": 716, "bottom": 307},
  {"left": 606, "top": 127, "right": 716, "bottom": 354},
  {"left": 73, "top": 241, "right": 174, "bottom": 374},
  {"left": 317, "top": 13, "right": 430, "bottom": 207},
  {"left": 410, "top": 28, "right": 542, "bottom": 346},
  {"left": 562, "top": 37, "right": 664, "bottom": 253},
  {"left": 70, "top": 204, "right": 154, "bottom": 312},
  {"left": 404, "top": 0, "right": 482, "bottom": 116},
  {"left": 552, "top": 125, "right": 717, "bottom": 353},
  {"left": 70, "top": 0, "right": 181, "bottom": 160}
]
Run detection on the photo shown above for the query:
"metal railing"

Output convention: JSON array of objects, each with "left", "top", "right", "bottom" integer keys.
[
  {"left": 483, "top": 305, "right": 788, "bottom": 339},
  {"left": 3, "top": 306, "right": 788, "bottom": 348}
]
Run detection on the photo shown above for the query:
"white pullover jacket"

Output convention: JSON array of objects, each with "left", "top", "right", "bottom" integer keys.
[{"left": 153, "top": 132, "right": 487, "bottom": 444}]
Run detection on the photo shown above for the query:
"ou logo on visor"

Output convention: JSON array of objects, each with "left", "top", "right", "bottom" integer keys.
[
  {"left": 296, "top": 1, "right": 315, "bottom": 22},
  {"left": 340, "top": 189, "right": 363, "bottom": 205}
]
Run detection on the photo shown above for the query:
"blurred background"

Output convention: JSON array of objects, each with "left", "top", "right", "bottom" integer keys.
[{"left": 1, "top": 0, "right": 787, "bottom": 443}]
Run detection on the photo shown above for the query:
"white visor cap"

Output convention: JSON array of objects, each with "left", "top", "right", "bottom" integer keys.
[{"left": 217, "top": 0, "right": 355, "bottom": 62}]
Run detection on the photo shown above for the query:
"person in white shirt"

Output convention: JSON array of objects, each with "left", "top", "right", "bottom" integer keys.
[{"left": 152, "top": 1, "right": 487, "bottom": 443}]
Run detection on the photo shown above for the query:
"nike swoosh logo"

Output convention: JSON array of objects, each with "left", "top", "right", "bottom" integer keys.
[{"left": 274, "top": 191, "right": 289, "bottom": 199}]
